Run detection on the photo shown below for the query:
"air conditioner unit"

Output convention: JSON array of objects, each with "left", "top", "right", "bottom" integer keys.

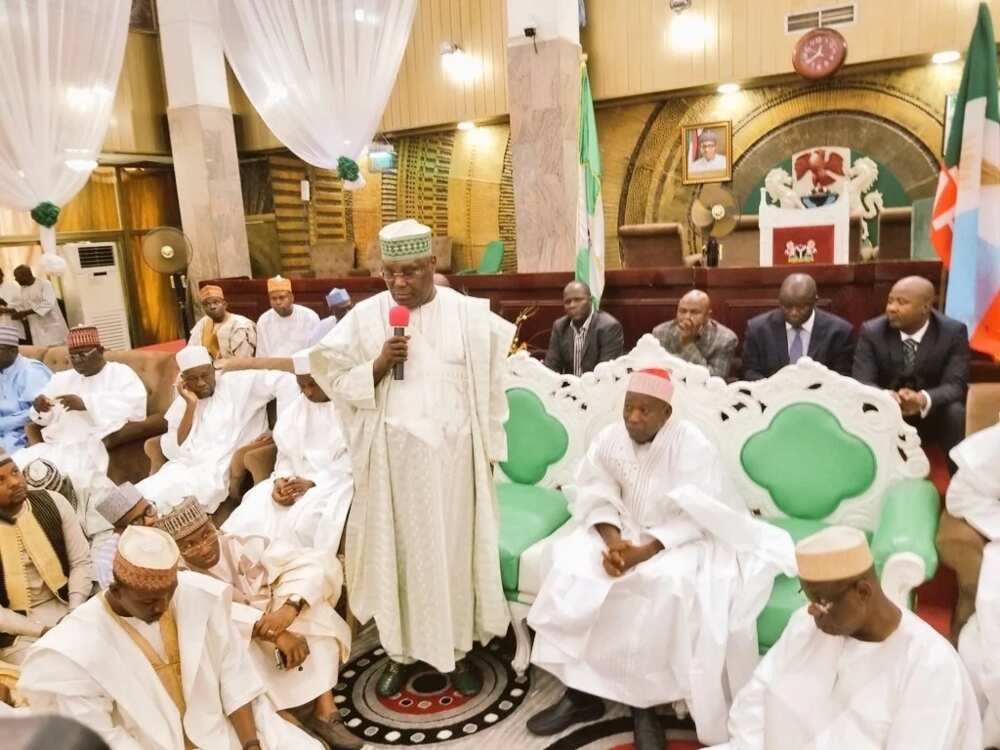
[{"left": 59, "top": 241, "right": 132, "bottom": 351}]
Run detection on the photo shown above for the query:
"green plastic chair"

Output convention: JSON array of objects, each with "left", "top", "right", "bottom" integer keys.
[{"left": 458, "top": 240, "right": 504, "bottom": 275}]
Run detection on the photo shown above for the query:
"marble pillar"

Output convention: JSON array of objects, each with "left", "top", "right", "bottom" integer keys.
[
  {"left": 507, "top": 37, "right": 582, "bottom": 273},
  {"left": 158, "top": 0, "right": 250, "bottom": 284}
]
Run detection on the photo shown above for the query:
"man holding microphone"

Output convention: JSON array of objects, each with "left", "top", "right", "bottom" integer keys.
[{"left": 309, "top": 219, "right": 515, "bottom": 698}]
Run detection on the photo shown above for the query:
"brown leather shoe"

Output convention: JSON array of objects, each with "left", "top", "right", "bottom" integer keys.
[{"left": 306, "top": 715, "right": 364, "bottom": 750}]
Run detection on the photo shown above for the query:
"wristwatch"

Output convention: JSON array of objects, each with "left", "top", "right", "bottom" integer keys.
[{"left": 286, "top": 595, "right": 305, "bottom": 613}]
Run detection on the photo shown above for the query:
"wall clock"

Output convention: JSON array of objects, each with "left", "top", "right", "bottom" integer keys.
[{"left": 793, "top": 27, "right": 848, "bottom": 81}]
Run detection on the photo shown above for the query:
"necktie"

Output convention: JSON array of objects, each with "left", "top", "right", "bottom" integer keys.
[
  {"left": 903, "top": 338, "right": 918, "bottom": 372},
  {"left": 789, "top": 327, "right": 804, "bottom": 362}
]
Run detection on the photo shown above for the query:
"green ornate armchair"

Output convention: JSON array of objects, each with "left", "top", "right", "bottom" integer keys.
[{"left": 496, "top": 335, "right": 940, "bottom": 674}]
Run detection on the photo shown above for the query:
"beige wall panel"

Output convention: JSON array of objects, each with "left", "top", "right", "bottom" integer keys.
[
  {"left": 583, "top": 0, "right": 1000, "bottom": 101},
  {"left": 447, "top": 125, "right": 506, "bottom": 269},
  {"left": 103, "top": 32, "right": 170, "bottom": 155}
]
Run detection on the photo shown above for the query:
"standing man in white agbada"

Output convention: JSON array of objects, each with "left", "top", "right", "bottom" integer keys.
[
  {"left": 224, "top": 351, "right": 354, "bottom": 554},
  {"left": 18, "top": 525, "right": 324, "bottom": 750},
  {"left": 945, "top": 421, "right": 1000, "bottom": 745},
  {"left": 137, "top": 346, "right": 292, "bottom": 513},
  {"left": 712, "top": 526, "right": 981, "bottom": 750},
  {"left": 255, "top": 276, "right": 320, "bottom": 357},
  {"left": 526, "top": 368, "right": 796, "bottom": 749},
  {"left": 188, "top": 284, "right": 257, "bottom": 359},
  {"left": 310, "top": 218, "right": 514, "bottom": 698},
  {"left": 7, "top": 265, "right": 69, "bottom": 346},
  {"left": 14, "top": 326, "right": 146, "bottom": 565},
  {"left": 158, "top": 497, "right": 359, "bottom": 749}
]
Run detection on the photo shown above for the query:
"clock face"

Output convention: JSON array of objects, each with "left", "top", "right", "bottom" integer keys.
[{"left": 793, "top": 28, "right": 848, "bottom": 80}]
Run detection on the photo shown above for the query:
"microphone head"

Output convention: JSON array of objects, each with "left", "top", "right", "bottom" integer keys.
[{"left": 389, "top": 305, "right": 411, "bottom": 327}]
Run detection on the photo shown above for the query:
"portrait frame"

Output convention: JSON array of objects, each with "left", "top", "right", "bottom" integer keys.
[{"left": 681, "top": 121, "right": 733, "bottom": 185}]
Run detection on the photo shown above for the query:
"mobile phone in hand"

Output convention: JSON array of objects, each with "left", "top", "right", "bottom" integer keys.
[{"left": 273, "top": 647, "right": 286, "bottom": 671}]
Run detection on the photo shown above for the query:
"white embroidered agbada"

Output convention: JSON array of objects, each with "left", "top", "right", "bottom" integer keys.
[
  {"left": 17, "top": 571, "right": 323, "bottom": 750},
  {"left": 188, "top": 313, "right": 257, "bottom": 359},
  {"left": 138, "top": 371, "right": 292, "bottom": 513},
  {"left": 223, "top": 390, "right": 354, "bottom": 553},
  {"left": 947, "top": 422, "right": 1000, "bottom": 745},
  {"left": 713, "top": 607, "right": 982, "bottom": 750},
  {"left": 309, "top": 286, "right": 514, "bottom": 672},
  {"left": 528, "top": 419, "right": 796, "bottom": 745},
  {"left": 15, "top": 362, "right": 147, "bottom": 537},
  {"left": 256, "top": 305, "right": 320, "bottom": 357},
  {"left": 9, "top": 278, "right": 68, "bottom": 346},
  {"left": 186, "top": 533, "right": 350, "bottom": 710}
]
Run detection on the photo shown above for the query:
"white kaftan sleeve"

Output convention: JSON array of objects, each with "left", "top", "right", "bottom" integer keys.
[
  {"left": 211, "top": 586, "right": 267, "bottom": 714},
  {"left": 487, "top": 315, "right": 514, "bottom": 463},
  {"left": 18, "top": 651, "right": 147, "bottom": 750},
  {"left": 309, "top": 307, "right": 380, "bottom": 411},
  {"left": 565, "top": 439, "right": 625, "bottom": 530},
  {"left": 262, "top": 540, "right": 338, "bottom": 610},
  {"left": 645, "top": 518, "right": 705, "bottom": 550},
  {"left": 27, "top": 281, "right": 58, "bottom": 317},
  {"left": 79, "top": 366, "right": 147, "bottom": 436},
  {"left": 159, "top": 397, "right": 187, "bottom": 459},
  {"left": 188, "top": 318, "right": 204, "bottom": 346}
]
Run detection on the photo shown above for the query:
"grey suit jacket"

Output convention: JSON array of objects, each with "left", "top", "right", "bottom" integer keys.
[{"left": 543, "top": 310, "right": 625, "bottom": 375}]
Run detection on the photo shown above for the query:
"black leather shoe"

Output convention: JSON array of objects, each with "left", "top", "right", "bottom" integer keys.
[
  {"left": 375, "top": 660, "right": 408, "bottom": 698},
  {"left": 526, "top": 689, "right": 605, "bottom": 736},
  {"left": 450, "top": 659, "right": 482, "bottom": 697},
  {"left": 631, "top": 707, "right": 666, "bottom": 750}
]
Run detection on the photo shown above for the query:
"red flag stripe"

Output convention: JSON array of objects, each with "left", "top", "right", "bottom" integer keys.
[{"left": 930, "top": 167, "right": 958, "bottom": 267}]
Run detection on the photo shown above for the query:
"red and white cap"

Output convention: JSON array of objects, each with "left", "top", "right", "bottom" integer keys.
[{"left": 627, "top": 368, "right": 674, "bottom": 403}]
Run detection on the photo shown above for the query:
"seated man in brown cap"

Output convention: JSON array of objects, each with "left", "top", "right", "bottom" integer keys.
[
  {"left": 256, "top": 276, "right": 319, "bottom": 357},
  {"left": 527, "top": 369, "right": 795, "bottom": 750},
  {"left": 0, "top": 449, "right": 92, "bottom": 667},
  {"left": 18, "top": 525, "right": 324, "bottom": 750},
  {"left": 92, "top": 482, "right": 159, "bottom": 588},
  {"left": 189, "top": 285, "right": 257, "bottom": 359},
  {"left": 14, "top": 325, "right": 146, "bottom": 552},
  {"left": 711, "top": 526, "right": 981, "bottom": 750},
  {"left": 157, "top": 497, "right": 358, "bottom": 749}
]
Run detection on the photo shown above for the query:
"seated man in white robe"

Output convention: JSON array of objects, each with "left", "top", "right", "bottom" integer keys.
[
  {"left": 0, "top": 449, "right": 92, "bottom": 667},
  {"left": 92, "top": 482, "right": 159, "bottom": 588},
  {"left": 188, "top": 284, "right": 257, "bottom": 359},
  {"left": 527, "top": 368, "right": 795, "bottom": 749},
  {"left": 157, "top": 497, "right": 358, "bottom": 749},
  {"left": 14, "top": 325, "right": 146, "bottom": 563},
  {"left": 137, "top": 346, "right": 292, "bottom": 513},
  {"left": 18, "top": 526, "right": 324, "bottom": 750},
  {"left": 713, "top": 526, "right": 981, "bottom": 749},
  {"left": 224, "top": 350, "right": 353, "bottom": 554},
  {"left": 255, "top": 276, "right": 320, "bottom": 357},
  {"left": 946, "top": 421, "right": 1000, "bottom": 745}
]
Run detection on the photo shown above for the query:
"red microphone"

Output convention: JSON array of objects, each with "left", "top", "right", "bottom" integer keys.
[{"left": 388, "top": 305, "right": 410, "bottom": 381}]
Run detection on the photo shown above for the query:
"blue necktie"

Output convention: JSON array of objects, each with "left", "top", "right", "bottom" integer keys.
[{"left": 789, "top": 327, "right": 804, "bottom": 362}]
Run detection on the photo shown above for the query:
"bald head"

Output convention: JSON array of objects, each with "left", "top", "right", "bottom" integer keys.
[
  {"left": 886, "top": 275, "right": 935, "bottom": 333},
  {"left": 778, "top": 273, "right": 818, "bottom": 328},
  {"left": 562, "top": 281, "right": 593, "bottom": 323},
  {"left": 675, "top": 289, "right": 712, "bottom": 341}
]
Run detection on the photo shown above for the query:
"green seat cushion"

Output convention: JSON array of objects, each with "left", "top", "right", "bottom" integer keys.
[
  {"left": 756, "top": 517, "right": 874, "bottom": 651},
  {"left": 500, "top": 388, "right": 569, "bottom": 485},
  {"left": 497, "top": 483, "right": 571, "bottom": 597},
  {"left": 741, "top": 403, "right": 876, "bottom": 519}
]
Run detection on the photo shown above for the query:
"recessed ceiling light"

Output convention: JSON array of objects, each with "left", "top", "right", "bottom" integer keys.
[
  {"left": 457, "top": 121, "right": 476, "bottom": 131},
  {"left": 932, "top": 50, "right": 961, "bottom": 65},
  {"left": 717, "top": 82, "right": 741, "bottom": 94}
]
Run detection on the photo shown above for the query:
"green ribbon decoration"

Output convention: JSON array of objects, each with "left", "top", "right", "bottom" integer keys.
[
  {"left": 30, "top": 201, "right": 60, "bottom": 228},
  {"left": 337, "top": 156, "right": 360, "bottom": 183}
]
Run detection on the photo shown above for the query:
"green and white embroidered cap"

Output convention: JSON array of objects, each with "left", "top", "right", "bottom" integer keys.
[{"left": 379, "top": 219, "right": 432, "bottom": 261}]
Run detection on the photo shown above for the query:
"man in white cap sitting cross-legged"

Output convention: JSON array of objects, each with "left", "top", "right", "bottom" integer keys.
[
  {"left": 526, "top": 368, "right": 796, "bottom": 750},
  {"left": 224, "top": 350, "right": 353, "bottom": 554},
  {"left": 137, "top": 346, "right": 295, "bottom": 513},
  {"left": 17, "top": 525, "right": 324, "bottom": 750},
  {"left": 711, "top": 526, "right": 982, "bottom": 749}
]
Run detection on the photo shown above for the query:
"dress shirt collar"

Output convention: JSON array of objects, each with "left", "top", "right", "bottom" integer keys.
[
  {"left": 785, "top": 309, "right": 816, "bottom": 333},
  {"left": 901, "top": 317, "right": 931, "bottom": 344}
]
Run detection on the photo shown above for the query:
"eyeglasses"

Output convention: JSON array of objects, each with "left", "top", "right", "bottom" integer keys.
[
  {"left": 128, "top": 504, "right": 158, "bottom": 527},
  {"left": 381, "top": 265, "right": 429, "bottom": 282},
  {"left": 69, "top": 347, "right": 99, "bottom": 360}
]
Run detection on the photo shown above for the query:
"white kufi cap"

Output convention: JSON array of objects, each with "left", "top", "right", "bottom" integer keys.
[{"left": 176, "top": 345, "right": 212, "bottom": 372}]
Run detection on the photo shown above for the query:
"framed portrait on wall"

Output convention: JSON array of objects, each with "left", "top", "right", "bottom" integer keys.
[{"left": 681, "top": 121, "right": 733, "bottom": 185}]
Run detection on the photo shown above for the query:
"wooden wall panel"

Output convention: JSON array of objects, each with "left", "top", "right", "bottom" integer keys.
[{"left": 583, "top": 0, "right": 1000, "bottom": 101}]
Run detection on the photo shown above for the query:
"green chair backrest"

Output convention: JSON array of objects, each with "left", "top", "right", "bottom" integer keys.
[
  {"left": 478, "top": 240, "right": 505, "bottom": 274},
  {"left": 740, "top": 402, "right": 876, "bottom": 520},
  {"left": 500, "top": 387, "right": 569, "bottom": 485}
]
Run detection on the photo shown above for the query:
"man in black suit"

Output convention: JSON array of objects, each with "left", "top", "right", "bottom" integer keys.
[
  {"left": 853, "top": 276, "right": 969, "bottom": 471},
  {"left": 543, "top": 281, "right": 624, "bottom": 376},
  {"left": 741, "top": 273, "right": 854, "bottom": 380}
]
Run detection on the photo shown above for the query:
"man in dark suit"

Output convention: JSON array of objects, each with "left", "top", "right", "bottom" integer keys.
[
  {"left": 741, "top": 273, "right": 854, "bottom": 380},
  {"left": 543, "top": 281, "right": 624, "bottom": 376},
  {"left": 853, "top": 275, "right": 969, "bottom": 471}
]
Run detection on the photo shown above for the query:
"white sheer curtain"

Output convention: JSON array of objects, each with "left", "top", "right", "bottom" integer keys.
[
  {"left": 0, "top": 0, "right": 130, "bottom": 273},
  {"left": 219, "top": 0, "right": 416, "bottom": 191}
]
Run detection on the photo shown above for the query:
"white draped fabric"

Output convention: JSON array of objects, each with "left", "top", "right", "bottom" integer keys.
[
  {"left": 218, "top": 0, "right": 417, "bottom": 189},
  {"left": 0, "top": 1, "right": 130, "bottom": 271}
]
